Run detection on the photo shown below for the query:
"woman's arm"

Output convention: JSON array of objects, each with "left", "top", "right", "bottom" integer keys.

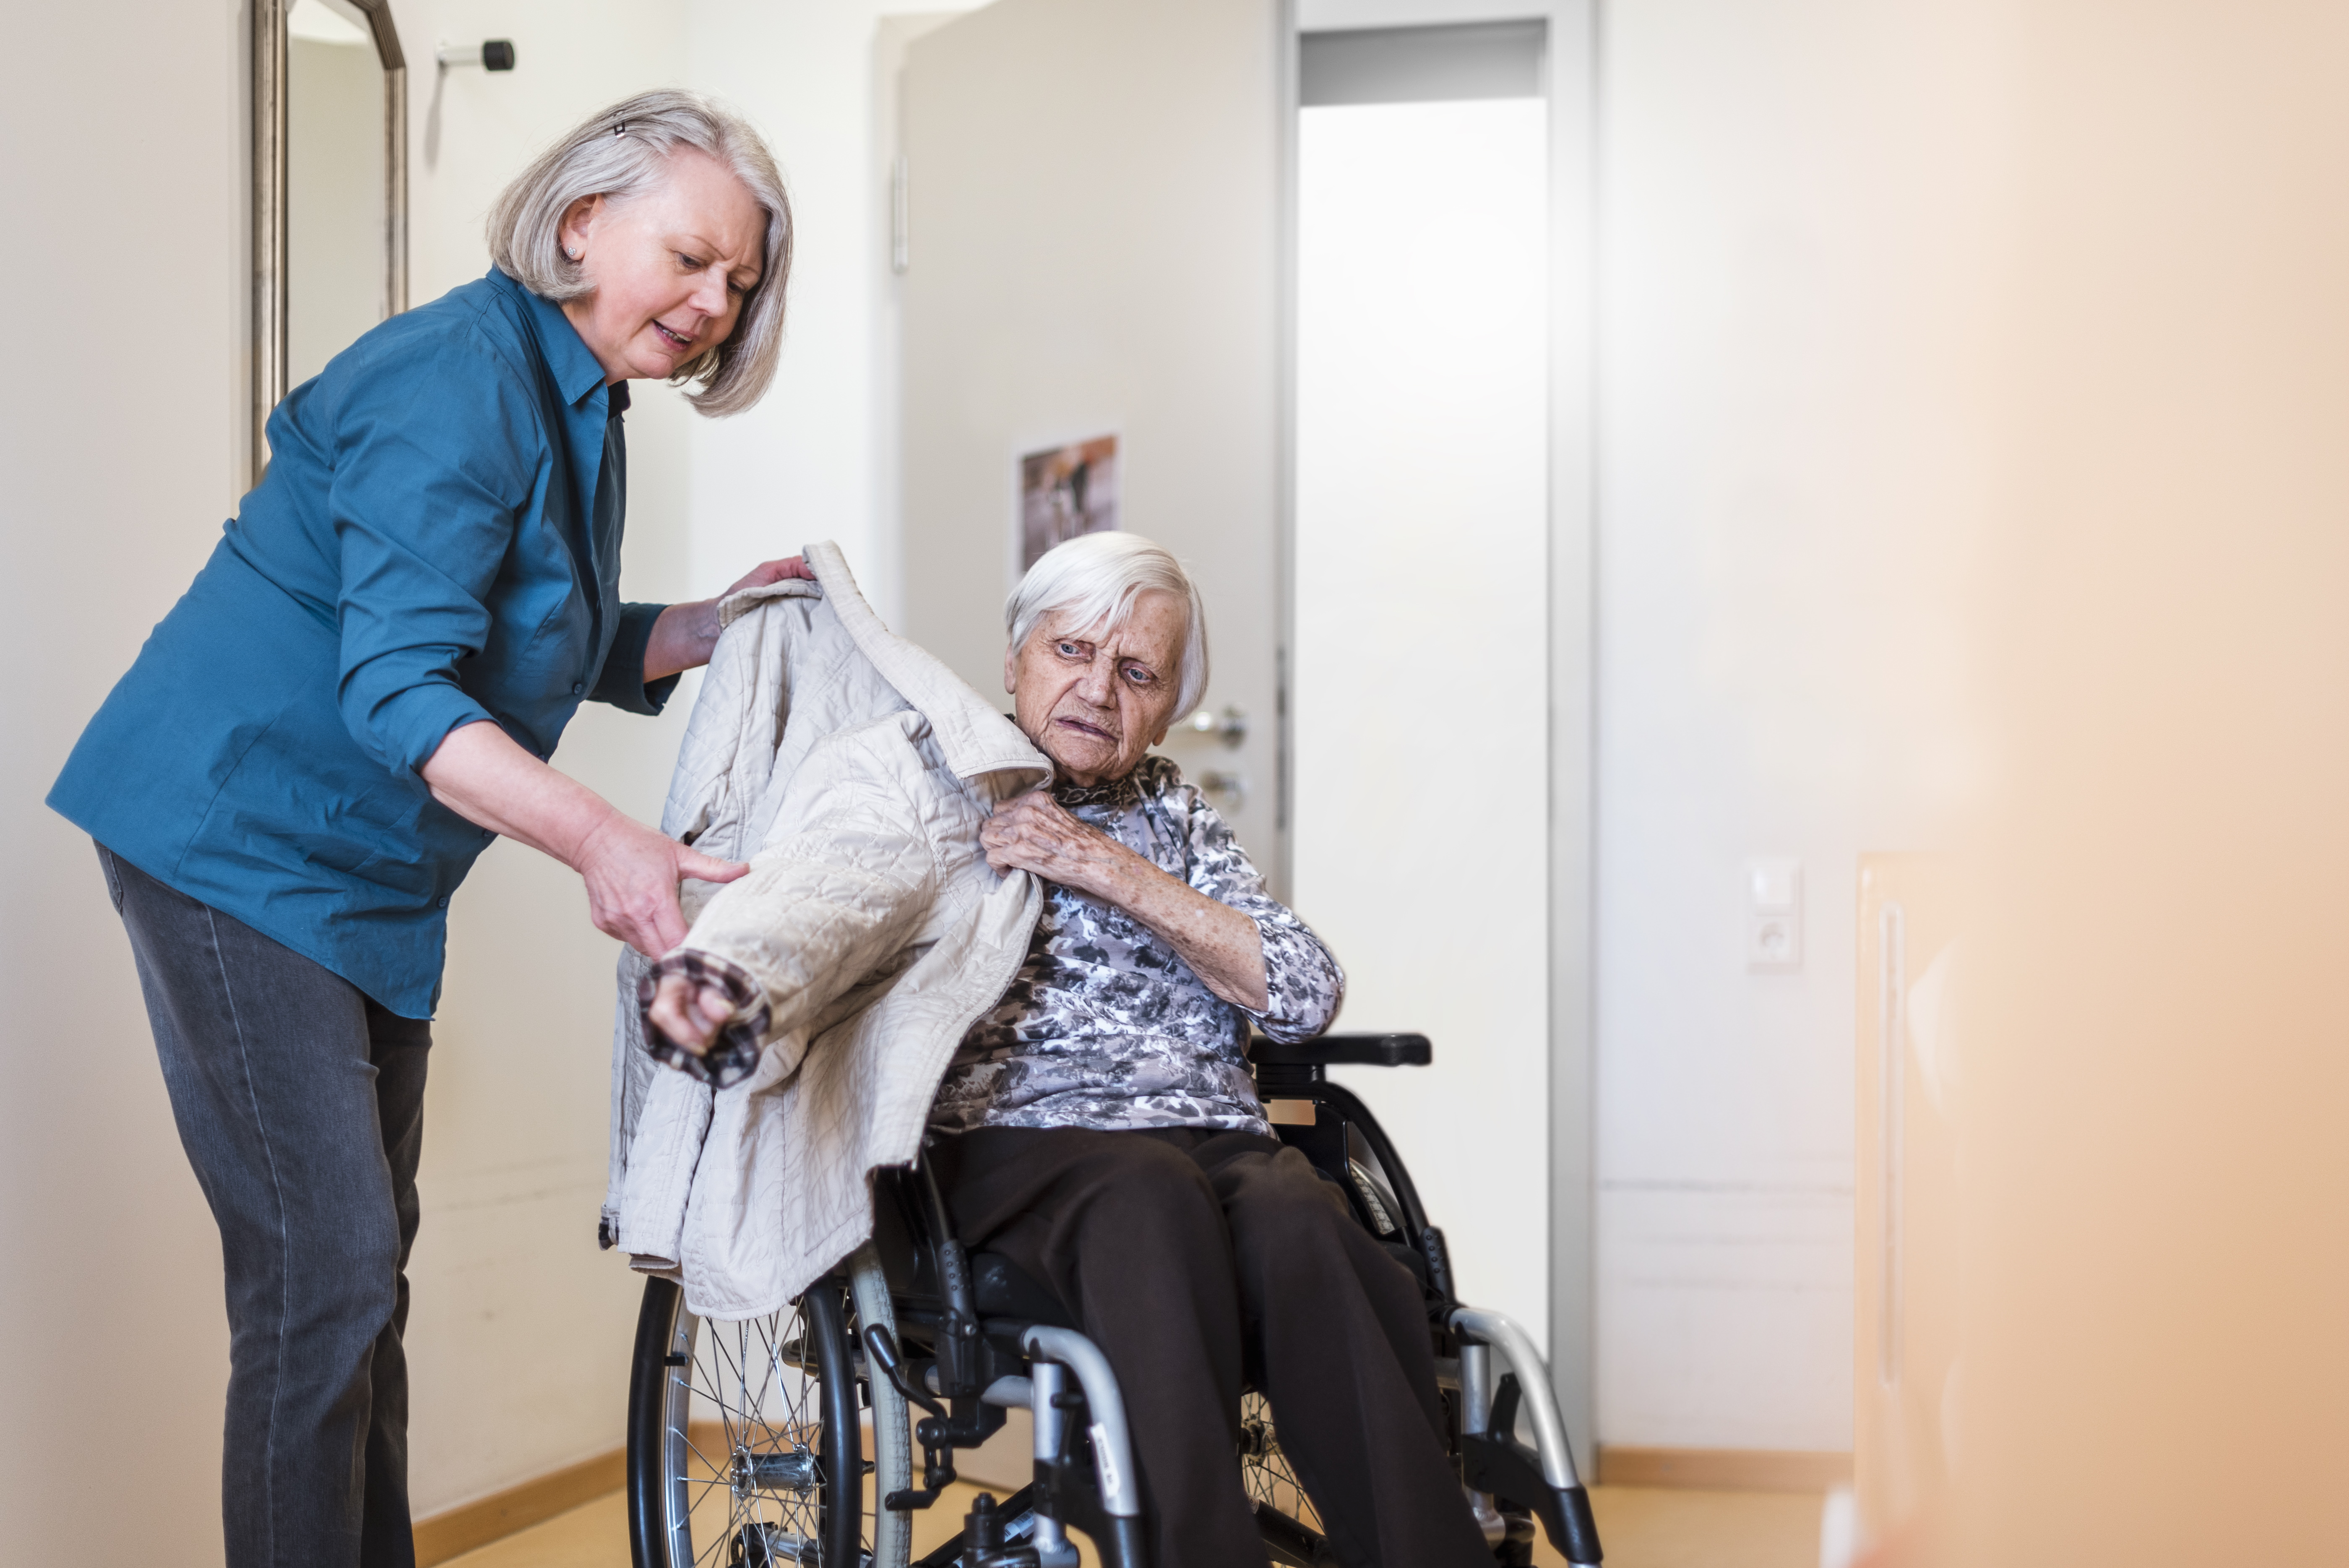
[
  {"left": 979, "top": 791, "right": 1269, "bottom": 1010},
  {"left": 420, "top": 720, "right": 746, "bottom": 958},
  {"left": 641, "top": 556, "right": 817, "bottom": 681}
]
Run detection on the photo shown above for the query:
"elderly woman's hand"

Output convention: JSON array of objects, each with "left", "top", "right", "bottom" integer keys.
[
  {"left": 984, "top": 788, "right": 1271, "bottom": 1011},
  {"left": 980, "top": 791, "right": 1129, "bottom": 896},
  {"left": 647, "top": 972, "right": 737, "bottom": 1056}
]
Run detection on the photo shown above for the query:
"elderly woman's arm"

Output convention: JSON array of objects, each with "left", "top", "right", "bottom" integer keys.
[{"left": 981, "top": 791, "right": 1269, "bottom": 1011}]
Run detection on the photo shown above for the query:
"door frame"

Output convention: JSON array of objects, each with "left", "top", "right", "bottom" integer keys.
[{"left": 1275, "top": 0, "right": 1598, "bottom": 1471}]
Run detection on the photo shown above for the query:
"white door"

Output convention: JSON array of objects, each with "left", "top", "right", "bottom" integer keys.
[
  {"left": 895, "top": 0, "right": 1286, "bottom": 858},
  {"left": 1290, "top": 23, "right": 1556, "bottom": 1352}
]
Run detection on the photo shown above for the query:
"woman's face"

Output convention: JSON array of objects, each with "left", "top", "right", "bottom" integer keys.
[
  {"left": 1007, "top": 592, "right": 1189, "bottom": 787},
  {"left": 558, "top": 148, "right": 764, "bottom": 385}
]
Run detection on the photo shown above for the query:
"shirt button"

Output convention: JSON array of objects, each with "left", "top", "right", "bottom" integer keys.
[
  {"left": 436, "top": 895, "right": 449, "bottom": 908},
  {"left": 482, "top": 829, "right": 495, "bottom": 841},
  {"left": 571, "top": 682, "right": 584, "bottom": 696}
]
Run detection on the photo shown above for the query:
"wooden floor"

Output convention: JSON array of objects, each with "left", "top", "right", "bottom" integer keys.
[{"left": 445, "top": 1481, "right": 1825, "bottom": 1568}]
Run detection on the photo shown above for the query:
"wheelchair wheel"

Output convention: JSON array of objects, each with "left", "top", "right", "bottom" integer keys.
[
  {"left": 627, "top": 1245, "right": 911, "bottom": 1568},
  {"left": 1239, "top": 1389, "right": 1335, "bottom": 1565}
]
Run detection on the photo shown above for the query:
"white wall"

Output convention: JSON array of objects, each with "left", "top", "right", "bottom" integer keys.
[
  {"left": 0, "top": 3, "right": 247, "bottom": 1558},
  {"left": 682, "top": 1, "right": 988, "bottom": 627},
  {"left": 1592, "top": 0, "right": 1987, "bottom": 1452}
]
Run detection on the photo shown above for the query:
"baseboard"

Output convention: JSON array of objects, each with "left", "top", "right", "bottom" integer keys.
[
  {"left": 412, "top": 1445, "right": 628, "bottom": 1566},
  {"left": 1594, "top": 1445, "right": 1852, "bottom": 1494}
]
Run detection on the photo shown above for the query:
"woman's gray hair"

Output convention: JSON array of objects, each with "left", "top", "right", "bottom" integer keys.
[
  {"left": 487, "top": 89, "right": 791, "bottom": 417},
  {"left": 1006, "top": 532, "right": 1210, "bottom": 715}
]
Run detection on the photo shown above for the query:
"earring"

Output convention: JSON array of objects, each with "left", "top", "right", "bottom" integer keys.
[{"left": 564, "top": 247, "right": 581, "bottom": 262}]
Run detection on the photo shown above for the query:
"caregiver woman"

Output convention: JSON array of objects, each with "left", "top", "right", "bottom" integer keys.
[{"left": 48, "top": 91, "right": 802, "bottom": 1568}]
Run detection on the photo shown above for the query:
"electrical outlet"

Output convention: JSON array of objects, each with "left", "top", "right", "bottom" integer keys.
[{"left": 1747, "top": 858, "right": 1802, "bottom": 971}]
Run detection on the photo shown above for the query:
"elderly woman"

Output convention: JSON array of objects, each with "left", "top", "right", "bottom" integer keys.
[
  {"left": 48, "top": 91, "right": 807, "bottom": 1567},
  {"left": 655, "top": 534, "right": 1494, "bottom": 1568}
]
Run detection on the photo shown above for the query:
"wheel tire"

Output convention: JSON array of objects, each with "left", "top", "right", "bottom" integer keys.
[{"left": 627, "top": 1247, "right": 911, "bottom": 1568}]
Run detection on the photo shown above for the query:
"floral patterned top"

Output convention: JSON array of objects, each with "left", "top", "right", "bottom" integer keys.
[{"left": 930, "top": 755, "right": 1345, "bottom": 1136}]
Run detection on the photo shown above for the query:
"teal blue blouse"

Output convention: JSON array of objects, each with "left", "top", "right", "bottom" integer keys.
[{"left": 50, "top": 268, "right": 673, "bottom": 1018}]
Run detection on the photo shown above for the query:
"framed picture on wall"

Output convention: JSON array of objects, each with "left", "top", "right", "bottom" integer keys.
[{"left": 1018, "top": 434, "right": 1120, "bottom": 573}]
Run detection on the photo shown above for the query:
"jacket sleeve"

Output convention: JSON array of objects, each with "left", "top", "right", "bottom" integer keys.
[
  {"left": 592, "top": 600, "right": 680, "bottom": 716},
  {"left": 326, "top": 331, "right": 541, "bottom": 780},
  {"left": 640, "top": 721, "right": 944, "bottom": 1086}
]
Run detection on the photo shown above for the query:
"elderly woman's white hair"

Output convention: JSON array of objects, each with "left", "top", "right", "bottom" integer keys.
[
  {"left": 487, "top": 89, "right": 791, "bottom": 417},
  {"left": 1007, "top": 532, "right": 1210, "bottom": 715}
]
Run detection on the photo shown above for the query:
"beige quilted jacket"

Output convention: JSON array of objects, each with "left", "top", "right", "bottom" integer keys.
[{"left": 601, "top": 541, "right": 1049, "bottom": 1319}]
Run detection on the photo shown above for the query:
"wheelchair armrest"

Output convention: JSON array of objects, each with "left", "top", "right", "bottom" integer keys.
[{"left": 1250, "top": 1032, "right": 1432, "bottom": 1068}]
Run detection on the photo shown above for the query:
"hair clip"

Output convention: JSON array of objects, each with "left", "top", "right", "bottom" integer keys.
[{"left": 612, "top": 119, "right": 630, "bottom": 137}]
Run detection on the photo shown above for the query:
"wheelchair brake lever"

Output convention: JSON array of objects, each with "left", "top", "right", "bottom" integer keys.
[
  {"left": 863, "top": 1323, "right": 947, "bottom": 1420},
  {"left": 865, "top": 1323, "right": 965, "bottom": 1511}
]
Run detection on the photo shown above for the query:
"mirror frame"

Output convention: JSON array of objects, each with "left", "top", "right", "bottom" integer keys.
[{"left": 252, "top": 0, "right": 408, "bottom": 477}]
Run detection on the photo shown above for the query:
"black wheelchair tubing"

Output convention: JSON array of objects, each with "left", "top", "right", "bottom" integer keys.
[
  {"left": 1250, "top": 1031, "right": 1434, "bottom": 1068},
  {"left": 625, "top": 1277, "right": 683, "bottom": 1568},
  {"left": 805, "top": 1283, "right": 866, "bottom": 1568}
]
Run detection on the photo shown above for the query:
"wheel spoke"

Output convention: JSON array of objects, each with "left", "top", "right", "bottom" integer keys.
[{"left": 647, "top": 1290, "right": 881, "bottom": 1568}]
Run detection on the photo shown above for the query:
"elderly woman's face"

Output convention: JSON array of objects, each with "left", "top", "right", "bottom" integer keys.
[
  {"left": 1007, "top": 591, "right": 1188, "bottom": 786},
  {"left": 559, "top": 148, "right": 763, "bottom": 385}
]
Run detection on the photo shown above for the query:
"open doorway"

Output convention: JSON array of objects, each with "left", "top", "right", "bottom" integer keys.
[{"left": 1288, "top": 18, "right": 1555, "bottom": 1353}]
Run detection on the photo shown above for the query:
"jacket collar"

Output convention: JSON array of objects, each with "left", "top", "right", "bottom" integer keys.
[
  {"left": 720, "top": 542, "right": 1052, "bottom": 794},
  {"left": 486, "top": 266, "right": 611, "bottom": 410}
]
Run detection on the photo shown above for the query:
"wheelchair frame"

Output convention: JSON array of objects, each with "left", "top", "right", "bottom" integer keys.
[{"left": 625, "top": 1034, "right": 1604, "bottom": 1568}]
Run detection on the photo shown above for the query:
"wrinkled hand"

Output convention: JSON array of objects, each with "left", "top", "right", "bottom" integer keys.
[
  {"left": 573, "top": 811, "right": 746, "bottom": 958},
  {"left": 647, "top": 972, "right": 737, "bottom": 1056},
  {"left": 980, "top": 790, "right": 1130, "bottom": 897}
]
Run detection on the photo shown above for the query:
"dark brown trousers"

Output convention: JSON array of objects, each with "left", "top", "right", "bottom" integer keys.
[{"left": 930, "top": 1125, "right": 1492, "bottom": 1568}]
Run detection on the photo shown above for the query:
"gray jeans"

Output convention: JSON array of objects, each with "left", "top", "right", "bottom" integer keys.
[{"left": 102, "top": 845, "right": 427, "bottom": 1568}]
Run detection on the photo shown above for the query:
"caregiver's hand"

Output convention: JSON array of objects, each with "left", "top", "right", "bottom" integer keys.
[
  {"left": 643, "top": 555, "right": 816, "bottom": 681},
  {"left": 571, "top": 811, "right": 745, "bottom": 957},
  {"left": 420, "top": 720, "right": 747, "bottom": 956}
]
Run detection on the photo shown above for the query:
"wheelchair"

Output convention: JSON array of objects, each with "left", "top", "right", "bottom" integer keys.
[{"left": 623, "top": 1034, "right": 1604, "bottom": 1568}]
